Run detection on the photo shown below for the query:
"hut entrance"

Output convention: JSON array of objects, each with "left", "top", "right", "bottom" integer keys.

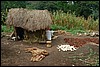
[{"left": 15, "top": 27, "right": 24, "bottom": 40}]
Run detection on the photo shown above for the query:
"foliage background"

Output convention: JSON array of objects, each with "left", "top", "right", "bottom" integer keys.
[{"left": 1, "top": 1, "right": 99, "bottom": 32}]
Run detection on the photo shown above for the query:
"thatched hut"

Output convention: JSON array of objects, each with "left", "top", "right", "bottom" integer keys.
[{"left": 5, "top": 8, "right": 53, "bottom": 42}]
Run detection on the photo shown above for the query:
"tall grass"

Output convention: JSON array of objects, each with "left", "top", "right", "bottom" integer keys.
[
  {"left": 2, "top": 10, "right": 99, "bottom": 33},
  {"left": 52, "top": 10, "right": 99, "bottom": 31}
]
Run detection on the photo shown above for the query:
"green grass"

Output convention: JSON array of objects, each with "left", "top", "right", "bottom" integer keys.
[
  {"left": 1, "top": 25, "right": 14, "bottom": 32},
  {"left": 50, "top": 24, "right": 67, "bottom": 30},
  {"left": 50, "top": 24, "right": 86, "bottom": 35},
  {"left": 66, "top": 29, "right": 86, "bottom": 35}
]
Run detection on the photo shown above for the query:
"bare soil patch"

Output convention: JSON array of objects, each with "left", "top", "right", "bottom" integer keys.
[{"left": 1, "top": 32, "right": 99, "bottom": 66}]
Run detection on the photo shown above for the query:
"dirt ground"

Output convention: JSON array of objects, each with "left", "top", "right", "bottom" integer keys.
[{"left": 1, "top": 32, "right": 99, "bottom": 66}]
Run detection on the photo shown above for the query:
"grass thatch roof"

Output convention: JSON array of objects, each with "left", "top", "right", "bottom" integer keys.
[{"left": 5, "top": 8, "right": 53, "bottom": 31}]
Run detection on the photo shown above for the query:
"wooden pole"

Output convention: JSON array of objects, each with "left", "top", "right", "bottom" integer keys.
[{"left": 14, "top": 27, "right": 18, "bottom": 40}]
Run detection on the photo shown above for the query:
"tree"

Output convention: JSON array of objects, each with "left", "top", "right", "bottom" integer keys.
[
  {"left": 75, "top": 1, "right": 99, "bottom": 20},
  {"left": 1, "top": 1, "right": 27, "bottom": 25},
  {"left": 26, "top": 1, "right": 59, "bottom": 11}
]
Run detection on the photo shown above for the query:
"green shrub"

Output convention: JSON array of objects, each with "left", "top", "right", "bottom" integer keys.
[
  {"left": 1, "top": 25, "right": 14, "bottom": 32},
  {"left": 52, "top": 10, "right": 99, "bottom": 31}
]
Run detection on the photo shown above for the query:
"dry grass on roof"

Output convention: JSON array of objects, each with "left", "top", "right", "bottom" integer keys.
[{"left": 5, "top": 8, "right": 53, "bottom": 31}]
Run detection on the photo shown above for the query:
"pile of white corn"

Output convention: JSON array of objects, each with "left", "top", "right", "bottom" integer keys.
[{"left": 57, "top": 44, "right": 78, "bottom": 51}]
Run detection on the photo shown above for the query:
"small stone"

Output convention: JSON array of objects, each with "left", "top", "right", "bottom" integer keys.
[
  {"left": 21, "top": 44, "right": 23, "bottom": 45},
  {"left": 46, "top": 44, "right": 52, "bottom": 48},
  {"left": 18, "top": 51, "right": 20, "bottom": 54}
]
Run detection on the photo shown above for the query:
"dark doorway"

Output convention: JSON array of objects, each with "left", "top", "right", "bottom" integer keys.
[{"left": 15, "top": 27, "right": 24, "bottom": 40}]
